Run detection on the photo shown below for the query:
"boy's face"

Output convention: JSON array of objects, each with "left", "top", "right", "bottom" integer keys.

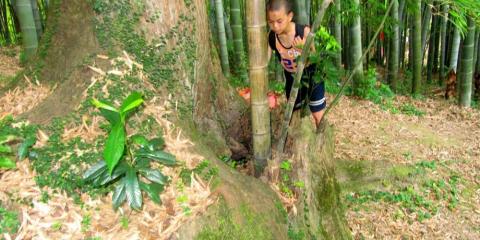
[{"left": 267, "top": 7, "right": 293, "bottom": 35}]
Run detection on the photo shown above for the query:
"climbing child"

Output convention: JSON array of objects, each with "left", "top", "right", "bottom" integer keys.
[{"left": 267, "top": 0, "right": 326, "bottom": 127}]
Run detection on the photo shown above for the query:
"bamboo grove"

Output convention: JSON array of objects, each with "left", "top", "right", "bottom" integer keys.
[
  {"left": 1, "top": 0, "right": 48, "bottom": 57},
  {"left": 208, "top": 0, "right": 480, "bottom": 103},
  {"left": 206, "top": 0, "right": 480, "bottom": 172}
]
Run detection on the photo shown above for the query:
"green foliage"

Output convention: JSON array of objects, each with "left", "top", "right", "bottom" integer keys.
[
  {"left": 0, "top": 205, "right": 20, "bottom": 235},
  {"left": 278, "top": 160, "right": 304, "bottom": 198},
  {"left": 83, "top": 93, "right": 176, "bottom": 210},
  {"left": 356, "top": 68, "right": 394, "bottom": 104},
  {"left": 310, "top": 27, "right": 342, "bottom": 92},
  {"left": 400, "top": 103, "right": 425, "bottom": 117},
  {"left": 0, "top": 115, "right": 37, "bottom": 169}
]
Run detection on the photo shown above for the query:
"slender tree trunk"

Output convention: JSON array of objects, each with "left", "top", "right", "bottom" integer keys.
[
  {"left": 476, "top": 35, "right": 480, "bottom": 75},
  {"left": 246, "top": 0, "right": 270, "bottom": 176},
  {"left": 421, "top": 3, "right": 431, "bottom": 61},
  {"left": 449, "top": 26, "right": 461, "bottom": 72},
  {"left": 388, "top": 0, "right": 399, "bottom": 91},
  {"left": 214, "top": 0, "right": 231, "bottom": 77},
  {"left": 343, "top": 23, "right": 350, "bottom": 70},
  {"left": 398, "top": 0, "right": 406, "bottom": 67},
  {"left": 224, "top": 11, "right": 233, "bottom": 42},
  {"left": 293, "top": 0, "right": 309, "bottom": 26},
  {"left": 427, "top": 13, "right": 438, "bottom": 84},
  {"left": 305, "top": 0, "right": 311, "bottom": 25},
  {"left": 350, "top": 0, "right": 364, "bottom": 95},
  {"left": 411, "top": 0, "right": 422, "bottom": 95},
  {"left": 472, "top": 29, "right": 479, "bottom": 76},
  {"left": 230, "top": 0, "right": 244, "bottom": 64},
  {"left": 458, "top": 18, "right": 476, "bottom": 107},
  {"left": 30, "top": 0, "right": 42, "bottom": 37},
  {"left": 439, "top": 4, "right": 449, "bottom": 83},
  {"left": 16, "top": 0, "right": 38, "bottom": 58},
  {"left": 333, "top": 0, "right": 342, "bottom": 69}
]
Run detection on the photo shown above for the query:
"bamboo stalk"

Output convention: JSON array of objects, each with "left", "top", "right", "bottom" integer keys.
[
  {"left": 16, "top": 0, "right": 38, "bottom": 58},
  {"left": 214, "top": 0, "right": 231, "bottom": 77},
  {"left": 246, "top": 0, "right": 270, "bottom": 176}
]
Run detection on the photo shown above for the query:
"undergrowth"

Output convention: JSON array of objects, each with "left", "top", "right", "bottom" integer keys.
[{"left": 345, "top": 160, "right": 463, "bottom": 222}]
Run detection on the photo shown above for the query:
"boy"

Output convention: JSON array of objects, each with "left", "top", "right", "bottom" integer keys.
[{"left": 267, "top": 0, "right": 326, "bottom": 126}]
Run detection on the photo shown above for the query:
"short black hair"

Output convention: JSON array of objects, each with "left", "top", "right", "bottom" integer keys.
[{"left": 266, "top": 0, "right": 293, "bottom": 13}]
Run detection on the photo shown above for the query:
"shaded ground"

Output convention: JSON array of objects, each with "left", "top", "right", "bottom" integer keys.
[
  {"left": 330, "top": 94, "right": 480, "bottom": 239},
  {"left": 0, "top": 47, "right": 22, "bottom": 88}
]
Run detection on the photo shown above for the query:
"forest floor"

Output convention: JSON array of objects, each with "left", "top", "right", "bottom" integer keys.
[
  {"left": 330, "top": 93, "right": 480, "bottom": 239},
  {"left": 1, "top": 47, "right": 479, "bottom": 239}
]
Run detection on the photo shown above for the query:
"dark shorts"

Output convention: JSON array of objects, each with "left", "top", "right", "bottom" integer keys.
[{"left": 284, "top": 66, "right": 326, "bottom": 113}]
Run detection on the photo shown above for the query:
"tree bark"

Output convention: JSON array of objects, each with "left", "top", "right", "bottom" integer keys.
[
  {"left": 333, "top": 0, "right": 342, "bottom": 69},
  {"left": 230, "top": 0, "right": 245, "bottom": 66},
  {"left": 449, "top": 26, "right": 461, "bottom": 73},
  {"left": 31, "top": 0, "right": 42, "bottom": 37},
  {"left": 439, "top": 4, "right": 449, "bottom": 84}
]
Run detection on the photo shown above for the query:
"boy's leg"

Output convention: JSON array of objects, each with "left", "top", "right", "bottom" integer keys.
[{"left": 308, "top": 81, "right": 326, "bottom": 127}]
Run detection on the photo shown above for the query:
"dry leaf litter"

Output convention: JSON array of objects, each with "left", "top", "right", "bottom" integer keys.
[{"left": 0, "top": 52, "right": 216, "bottom": 239}]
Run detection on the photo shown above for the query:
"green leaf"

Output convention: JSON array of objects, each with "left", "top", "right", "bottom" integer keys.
[
  {"left": 112, "top": 179, "right": 127, "bottom": 209},
  {"left": 139, "top": 181, "right": 163, "bottom": 204},
  {"left": 125, "top": 168, "right": 142, "bottom": 210},
  {"left": 104, "top": 123, "right": 126, "bottom": 174},
  {"left": 119, "top": 92, "right": 143, "bottom": 114},
  {"left": 0, "top": 144, "right": 12, "bottom": 153},
  {"left": 135, "top": 150, "right": 176, "bottom": 166},
  {"left": 140, "top": 169, "right": 167, "bottom": 185},
  {"left": 0, "top": 156, "right": 16, "bottom": 169},
  {"left": 99, "top": 108, "right": 121, "bottom": 125},
  {"left": 130, "top": 134, "right": 149, "bottom": 148},
  {"left": 17, "top": 136, "right": 36, "bottom": 160},
  {"left": 83, "top": 160, "right": 107, "bottom": 181},
  {"left": 147, "top": 137, "right": 165, "bottom": 151},
  {"left": 91, "top": 98, "right": 119, "bottom": 112},
  {"left": 96, "top": 162, "right": 128, "bottom": 186}
]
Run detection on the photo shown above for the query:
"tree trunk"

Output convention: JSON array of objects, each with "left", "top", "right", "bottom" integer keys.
[
  {"left": 439, "top": 4, "right": 449, "bottom": 83},
  {"left": 333, "top": 0, "right": 342, "bottom": 69},
  {"left": 387, "top": 0, "right": 399, "bottom": 91},
  {"left": 427, "top": 12, "right": 438, "bottom": 84},
  {"left": 398, "top": 0, "right": 406, "bottom": 67},
  {"left": 224, "top": 11, "right": 233, "bottom": 42},
  {"left": 421, "top": 3, "right": 431, "bottom": 62},
  {"left": 476, "top": 34, "right": 480, "bottom": 75},
  {"left": 458, "top": 18, "right": 476, "bottom": 107},
  {"left": 350, "top": 0, "right": 364, "bottom": 95},
  {"left": 293, "top": 0, "right": 309, "bottom": 26},
  {"left": 411, "top": 0, "right": 422, "bottom": 95},
  {"left": 31, "top": 0, "right": 42, "bottom": 37},
  {"left": 449, "top": 26, "right": 461, "bottom": 72},
  {"left": 15, "top": 0, "right": 38, "bottom": 58},
  {"left": 214, "top": 0, "right": 231, "bottom": 77},
  {"left": 230, "top": 0, "right": 245, "bottom": 67},
  {"left": 246, "top": 0, "right": 271, "bottom": 175}
]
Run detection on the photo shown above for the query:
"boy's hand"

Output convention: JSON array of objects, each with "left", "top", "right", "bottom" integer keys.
[{"left": 293, "top": 35, "right": 306, "bottom": 49}]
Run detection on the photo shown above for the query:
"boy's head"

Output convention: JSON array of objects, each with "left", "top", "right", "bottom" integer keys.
[{"left": 267, "top": 0, "right": 294, "bottom": 35}]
